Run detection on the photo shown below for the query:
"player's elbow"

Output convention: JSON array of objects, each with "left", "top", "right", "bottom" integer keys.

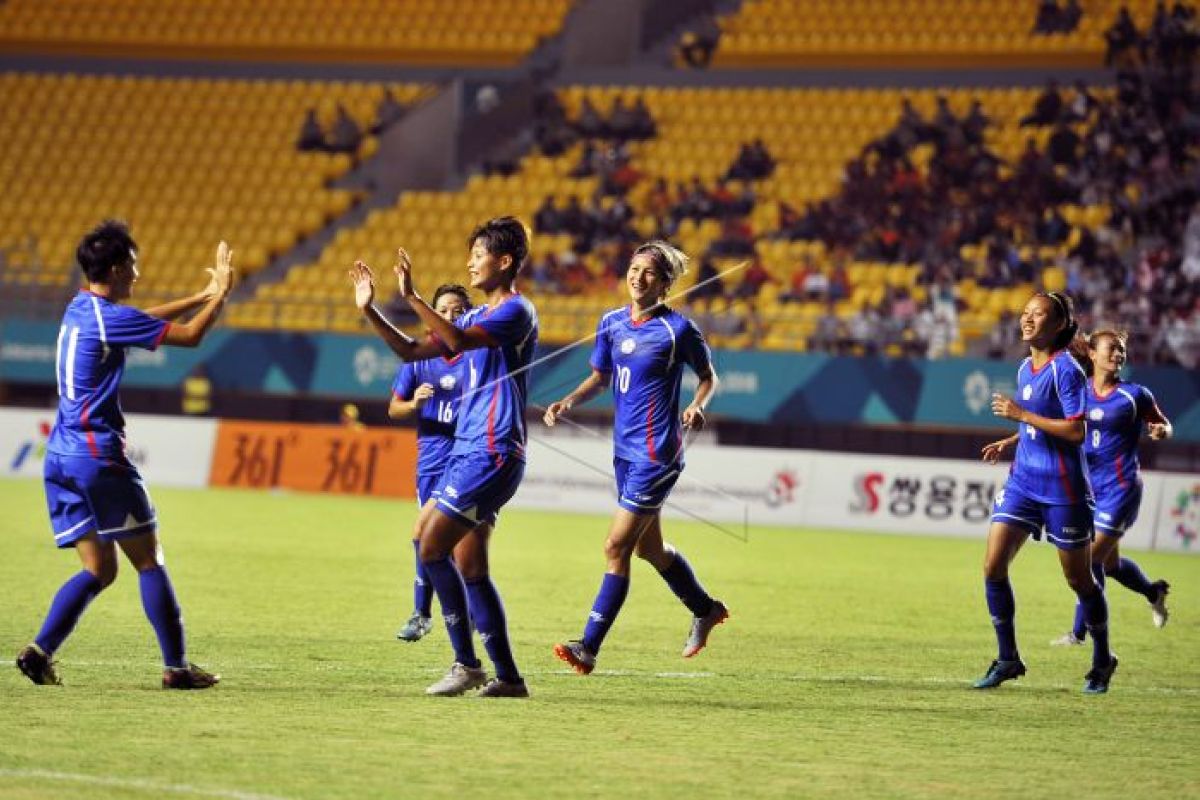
[{"left": 1065, "top": 421, "right": 1085, "bottom": 444}]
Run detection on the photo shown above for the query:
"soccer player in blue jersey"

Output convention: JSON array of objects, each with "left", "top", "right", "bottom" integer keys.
[
  {"left": 350, "top": 217, "right": 537, "bottom": 698},
  {"left": 542, "top": 241, "right": 727, "bottom": 675},
  {"left": 1049, "top": 330, "right": 1172, "bottom": 645},
  {"left": 977, "top": 291, "right": 1117, "bottom": 693},
  {"left": 388, "top": 284, "right": 470, "bottom": 642},
  {"left": 16, "top": 220, "right": 234, "bottom": 689}
]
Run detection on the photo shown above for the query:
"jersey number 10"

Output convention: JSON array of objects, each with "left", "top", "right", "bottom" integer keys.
[{"left": 615, "top": 365, "right": 632, "bottom": 394}]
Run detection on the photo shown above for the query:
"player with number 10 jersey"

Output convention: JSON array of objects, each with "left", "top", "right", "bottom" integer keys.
[{"left": 544, "top": 241, "right": 728, "bottom": 676}]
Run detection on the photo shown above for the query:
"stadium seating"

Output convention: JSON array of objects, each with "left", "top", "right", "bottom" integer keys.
[
  {"left": 0, "top": 0, "right": 571, "bottom": 66},
  {"left": 711, "top": 0, "right": 1165, "bottom": 67},
  {"left": 0, "top": 72, "right": 427, "bottom": 306},
  {"left": 237, "top": 81, "right": 1102, "bottom": 354}
]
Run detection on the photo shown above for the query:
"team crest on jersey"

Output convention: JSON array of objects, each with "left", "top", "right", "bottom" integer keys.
[
  {"left": 1089, "top": 408, "right": 1104, "bottom": 421},
  {"left": 1022, "top": 385, "right": 1032, "bottom": 400},
  {"left": 439, "top": 375, "right": 457, "bottom": 391},
  {"left": 620, "top": 338, "right": 636, "bottom": 354}
]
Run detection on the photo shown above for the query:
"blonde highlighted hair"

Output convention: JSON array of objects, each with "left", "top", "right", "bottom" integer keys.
[{"left": 633, "top": 240, "right": 690, "bottom": 288}]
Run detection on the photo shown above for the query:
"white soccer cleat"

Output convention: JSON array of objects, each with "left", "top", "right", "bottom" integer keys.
[
  {"left": 425, "top": 662, "right": 487, "bottom": 696},
  {"left": 1150, "top": 581, "right": 1170, "bottom": 629},
  {"left": 1050, "top": 631, "right": 1085, "bottom": 647}
]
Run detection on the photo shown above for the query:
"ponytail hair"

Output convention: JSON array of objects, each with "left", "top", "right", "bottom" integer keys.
[
  {"left": 1067, "top": 335, "right": 1092, "bottom": 375},
  {"left": 1039, "top": 291, "right": 1078, "bottom": 351}
]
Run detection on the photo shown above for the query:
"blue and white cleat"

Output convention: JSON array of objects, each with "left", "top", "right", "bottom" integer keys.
[
  {"left": 397, "top": 613, "right": 434, "bottom": 642},
  {"left": 972, "top": 658, "right": 1027, "bottom": 689},
  {"left": 1083, "top": 656, "right": 1118, "bottom": 695},
  {"left": 1150, "top": 581, "right": 1170, "bottom": 629}
]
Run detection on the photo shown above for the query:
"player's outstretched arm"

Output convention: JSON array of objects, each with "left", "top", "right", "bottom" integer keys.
[
  {"left": 142, "top": 256, "right": 230, "bottom": 320},
  {"left": 682, "top": 367, "right": 718, "bottom": 430},
  {"left": 991, "top": 392, "right": 1084, "bottom": 444},
  {"left": 543, "top": 369, "right": 609, "bottom": 427},
  {"left": 388, "top": 384, "right": 434, "bottom": 420},
  {"left": 160, "top": 241, "right": 236, "bottom": 348},
  {"left": 350, "top": 260, "right": 444, "bottom": 362},
  {"left": 394, "top": 248, "right": 495, "bottom": 354}
]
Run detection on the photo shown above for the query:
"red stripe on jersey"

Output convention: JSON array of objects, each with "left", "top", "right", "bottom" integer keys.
[
  {"left": 1055, "top": 450, "right": 1076, "bottom": 503},
  {"left": 1064, "top": 413, "right": 1084, "bottom": 421},
  {"left": 153, "top": 321, "right": 171, "bottom": 349},
  {"left": 1115, "top": 454, "right": 1129, "bottom": 489},
  {"left": 81, "top": 400, "right": 99, "bottom": 458},
  {"left": 645, "top": 396, "right": 657, "bottom": 462},
  {"left": 486, "top": 383, "right": 499, "bottom": 453}
]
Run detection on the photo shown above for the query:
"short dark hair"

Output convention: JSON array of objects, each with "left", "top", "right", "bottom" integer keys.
[
  {"left": 467, "top": 216, "right": 528, "bottom": 276},
  {"left": 76, "top": 219, "right": 136, "bottom": 282},
  {"left": 432, "top": 283, "right": 471, "bottom": 309}
]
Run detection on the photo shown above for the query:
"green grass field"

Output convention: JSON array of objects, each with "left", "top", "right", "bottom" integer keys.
[{"left": 1, "top": 479, "right": 1197, "bottom": 799}]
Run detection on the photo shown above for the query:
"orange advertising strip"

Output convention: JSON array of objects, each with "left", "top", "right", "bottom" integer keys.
[{"left": 210, "top": 420, "right": 417, "bottom": 498}]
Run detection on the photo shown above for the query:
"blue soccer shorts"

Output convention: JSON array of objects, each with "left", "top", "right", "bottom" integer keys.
[
  {"left": 1092, "top": 483, "right": 1142, "bottom": 538},
  {"left": 990, "top": 482, "right": 1094, "bottom": 550},
  {"left": 614, "top": 457, "right": 683, "bottom": 515},
  {"left": 434, "top": 451, "right": 524, "bottom": 527},
  {"left": 43, "top": 453, "right": 157, "bottom": 548},
  {"left": 416, "top": 472, "right": 444, "bottom": 508}
]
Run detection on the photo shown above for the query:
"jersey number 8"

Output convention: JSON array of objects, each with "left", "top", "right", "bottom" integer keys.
[{"left": 1091, "top": 429, "right": 1100, "bottom": 448}]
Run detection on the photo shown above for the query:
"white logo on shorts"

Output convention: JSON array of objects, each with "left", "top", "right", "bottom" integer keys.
[
  {"left": 994, "top": 490, "right": 1006, "bottom": 508},
  {"left": 620, "top": 338, "right": 636, "bottom": 354},
  {"left": 1098, "top": 511, "right": 1112, "bottom": 521},
  {"left": 445, "top": 485, "right": 459, "bottom": 498}
]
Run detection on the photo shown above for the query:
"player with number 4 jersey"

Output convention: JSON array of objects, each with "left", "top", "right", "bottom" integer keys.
[
  {"left": 1049, "top": 330, "right": 1172, "bottom": 647},
  {"left": 544, "top": 241, "right": 728, "bottom": 676},
  {"left": 977, "top": 292, "right": 1117, "bottom": 694}
]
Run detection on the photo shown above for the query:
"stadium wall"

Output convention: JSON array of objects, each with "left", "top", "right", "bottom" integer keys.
[
  {"left": 2, "top": 408, "right": 1196, "bottom": 554},
  {"left": 3, "top": 321, "right": 1199, "bottom": 440}
]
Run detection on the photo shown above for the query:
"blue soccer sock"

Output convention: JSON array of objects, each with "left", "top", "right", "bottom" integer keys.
[
  {"left": 139, "top": 566, "right": 186, "bottom": 669},
  {"left": 1108, "top": 557, "right": 1156, "bottom": 601},
  {"left": 1070, "top": 562, "right": 1107, "bottom": 641},
  {"left": 1077, "top": 583, "right": 1112, "bottom": 670},
  {"left": 465, "top": 577, "right": 520, "bottom": 684},
  {"left": 984, "top": 578, "right": 1019, "bottom": 662},
  {"left": 423, "top": 557, "right": 480, "bottom": 669},
  {"left": 581, "top": 572, "right": 630, "bottom": 655},
  {"left": 34, "top": 570, "right": 104, "bottom": 655},
  {"left": 412, "top": 540, "right": 433, "bottom": 617},
  {"left": 658, "top": 551, "right": 714, "bottom": 618}
]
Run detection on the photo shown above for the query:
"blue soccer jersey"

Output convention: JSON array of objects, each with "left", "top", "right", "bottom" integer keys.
[
  {"left": 392, "top": 355, "right": 465, "bottom": 477},
  {"left": 1085, "top": 381, "right": 1158, "bottom": 496},
  {"left": 449, "top": 294, "right": 538, "bottom": 460},
  {"left": 1007, "top": 349, "right": 1091, "bottom": 505},
  {"left": 47, "top": 291, "right": 168, "bottom": 459},
  {"left": 590, "top": 305, "right": 713, "bottom": 465}
]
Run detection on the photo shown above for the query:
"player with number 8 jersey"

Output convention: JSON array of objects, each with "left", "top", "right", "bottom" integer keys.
[{"left": 544, "top": 241, "right": 728, "bottom": 675}]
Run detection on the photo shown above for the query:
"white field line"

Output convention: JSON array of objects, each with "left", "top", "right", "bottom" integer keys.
[{"left": 0, "top": 769, "right": 291, "bottom": 800}]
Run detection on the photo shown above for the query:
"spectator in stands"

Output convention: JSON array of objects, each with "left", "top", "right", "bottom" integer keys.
[
  {"left": 607, "top": 98, "right": 637, "bottom": 141},
  {"left": 370, "top": 88, "right": 406, "bottom": 135},
  {"left": 1033, "top": 0, "right": 1064, "bottom": 34},
  {"left": 328, "top": 104, "right": 363, "bottom": 155},
  {"left": 1020, "top": 80, "right": 1064, "bottom": 127},
  {"left": 534, "top": 196, "right": 561, "bottom": 234},
  {"left": 962, "top": 99, "right": 992, "bottom": 145},
  {"left": 297, "top": 108, "right": 326, "bottom": 151},
  {"left": 726, "top": 139, "right": 776, "bottom": 181},
  {"left": 1048, "top": 121, "right": 1081, "bottom": 167},
  {"left": 809, "top": 301, "right": 843, "bottom": 353},
  {"left": 1105, "top": 6, "right": 1140, "bottom": 64},
  {"left": 1062, "top": 0, "right": 1084, "bottom": 31},
  {"left": 1065, "top": 80, "right": 1099, "bottom": 122},
  {"left": 534, "top": 88, "right": 576, "bottom": 156},
  {"left": 569, "top": 141, "right": 600, "bottom": 178},
  {"left": 688, "top": 256, "right": 725, "bottom": 306},
  {"left": 630, "top": 97, "right": 657, "bottom": 140},
  {"left": 575, "top": 97, "right": 605, "bottom": 139},
  {"left": 708, "top": 216, "right": 756, "bottom": 258},
  {"left": 733, "top": 258, "right": 774, "bottom": 301},
  {"left": 679, "top": 13, "right": 720, "bottom": 68}
]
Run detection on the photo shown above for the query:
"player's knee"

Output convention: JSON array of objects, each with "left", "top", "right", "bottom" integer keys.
[
  {"left": 982, "top": 556, "right": 1007, "bottom": 581},
  {"left": 1065, "top": 571, "right": 1097, "bottom": 595},
  {"left": 89, "top": 560, "right": 118, "bottom": 589},
  {"left": 603, "top": 536, "right": 634, "bottom": 564}
]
